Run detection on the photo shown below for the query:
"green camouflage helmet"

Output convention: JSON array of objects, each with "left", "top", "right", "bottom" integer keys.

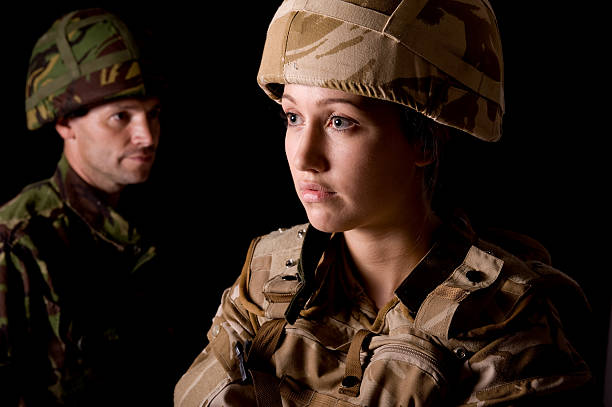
[
  {"left": 25, "top": 8, "right": 152, "bottom": 131},
  {"left": 257, "top": 0, "right": 504, "bottom": 142}
]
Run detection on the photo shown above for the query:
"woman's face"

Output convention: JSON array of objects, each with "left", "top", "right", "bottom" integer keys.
[{"left": 282, "top": 84, "right": 429, "bottom": 233}]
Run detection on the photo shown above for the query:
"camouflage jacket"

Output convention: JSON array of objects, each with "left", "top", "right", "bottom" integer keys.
[
  {"left": 175, "top": 221, "right": 592, "bottom": 406},
  {"left": 0, "top": 156, "right": 177, "bottom": 406}
]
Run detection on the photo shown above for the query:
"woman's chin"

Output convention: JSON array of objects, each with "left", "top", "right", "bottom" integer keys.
[{"left": 304, "top": 210, "right": 350, "bottom": 234}]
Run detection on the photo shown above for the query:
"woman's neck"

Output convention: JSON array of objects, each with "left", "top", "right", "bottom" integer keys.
[{"left": 343, "top": 211, "right": 440, "bottom": 310}]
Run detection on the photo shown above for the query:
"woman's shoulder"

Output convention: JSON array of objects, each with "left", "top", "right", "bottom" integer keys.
[
  {"left": 429, "top": 224, "right": 592, "bottom": 369},
  {"left": 239, "top": 223, "right": 310, "bottom": 321},
  {"left": 475, "top": 229, "right": 589, "bottom": 318},
  {"left": 415, "top": 218, "right": 591, "bottom": 345},
  {"left": 472, "top": 230, "right": 592, "bottom": 350},
  {"left": 444, "top": 229, "right": 593, "bottom": 402},
  {"left": 251, "top": 223, "right": 309, "bottom": 259}
]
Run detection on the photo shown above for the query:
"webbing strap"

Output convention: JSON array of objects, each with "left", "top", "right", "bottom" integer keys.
[
  {"left": 247, "top": 318, "right": 287, "bottom": 369},
  {"left": 339, "top": 329, "right": 372, "bottom": 397},
  {"left": 250, "top": 370, "right": 283, "bottom": 407},
  {"left": 56, "top": 11, "right": 80, "bottom": 79},
  {"left": 246, "top": 319, "right": 287, "bottom": 406},
  {"left": 298, "top": 0, "right": 388, "bottom": 31},
  {"left": 383, "top": 0, "right": 429, "bottom": 34}
]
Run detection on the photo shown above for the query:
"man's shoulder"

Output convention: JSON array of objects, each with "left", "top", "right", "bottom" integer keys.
[{"left": 0, "top": 179, "right": 63, "bottom": 232}]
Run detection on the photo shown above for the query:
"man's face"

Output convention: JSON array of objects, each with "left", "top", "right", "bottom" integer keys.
[{"left": 57, "top": 97, "right": 161, "bottom": 194}]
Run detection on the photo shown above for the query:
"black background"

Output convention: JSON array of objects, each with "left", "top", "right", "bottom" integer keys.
[{"left": 2, "top": 1, "right": 609, "bottom": 400}]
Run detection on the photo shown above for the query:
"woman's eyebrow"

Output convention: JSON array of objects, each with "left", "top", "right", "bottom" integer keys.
[{"left": 281, "top": 93, "right": 296, "bottom": 104}]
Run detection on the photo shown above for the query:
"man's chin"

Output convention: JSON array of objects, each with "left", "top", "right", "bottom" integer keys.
[{"left": 119, "top": 169, "right": 153, "bottom": 186}]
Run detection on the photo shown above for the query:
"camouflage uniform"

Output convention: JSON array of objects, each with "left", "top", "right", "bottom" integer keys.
[
  {"left": 0, "top": 8, "right": 182, "bottom": 406},
  {"left": 0, "top": 155, "right": 182, "bottom": 405},
  {"left": 176, "top": 0, "right": 593, "bottom": 405},
  {"left": 175, "top": 221, "right": 592, "bottom": 406}
]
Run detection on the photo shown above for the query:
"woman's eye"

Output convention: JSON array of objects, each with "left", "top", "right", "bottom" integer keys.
[
  {"left": 330, "top": 116, "right": 353, "bottom": 131},
  {"left": 285, "top": 112, "right": 302, "bottom": 126}
]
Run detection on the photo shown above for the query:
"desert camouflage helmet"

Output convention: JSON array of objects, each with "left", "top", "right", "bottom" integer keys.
[
  {"left": 257, "top": 0, "right": 504, "bottom": 142},
  {"left": 25, "top": 8, "right": 154, "bottom": 131}
]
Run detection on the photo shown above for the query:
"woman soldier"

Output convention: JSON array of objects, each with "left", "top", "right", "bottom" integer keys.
[{"left": 175, "top": 1, "right": 592, "bottom": 405}]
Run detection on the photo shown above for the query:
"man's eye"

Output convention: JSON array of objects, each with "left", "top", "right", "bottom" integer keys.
[
  {"left": 148, "top": 108, "right": 161, "bottom": 120},
  {"left": 330, "top": 116, "right": 353, "bottom": 130},
  {"left": 110, "top": 111, "right": 130, "bottom": 122}
]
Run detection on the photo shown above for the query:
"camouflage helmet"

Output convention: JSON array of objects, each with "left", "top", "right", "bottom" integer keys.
[
  {"left": 25, "top": 8, "right": 155, "bottom": 131},
  {"left": 257, "top": 0, "right": 504, "bottom": 142}
]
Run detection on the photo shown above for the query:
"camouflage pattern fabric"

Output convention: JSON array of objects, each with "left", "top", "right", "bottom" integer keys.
[
  {"left": 25, "top": 8, "right": 147, "bottom": 130},
  {"left": 174, "top": 221, "right": 592, "bottom": 406},
  {"left": 0, "top": 156, "right": 179, "bottom": 406},
  {"left": 257, "top": 0, "right": 504, "bottom": 142}
]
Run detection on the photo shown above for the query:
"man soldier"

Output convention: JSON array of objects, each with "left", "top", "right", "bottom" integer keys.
[{"left": 0, "top": 8, "right": 183, "bottom": 406}]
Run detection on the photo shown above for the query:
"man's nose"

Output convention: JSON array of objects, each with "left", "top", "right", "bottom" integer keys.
[{"left": 130, "top": 116, "right": 157, "bottom": 147}]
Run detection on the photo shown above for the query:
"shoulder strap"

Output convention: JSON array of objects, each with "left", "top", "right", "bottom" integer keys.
[
  {"left": 414, "top": 245, "right": 503, "bottom": 340},
  {"left": 238, "top": 224, "right": 332, "bottom": 405},
  {"left": 245, "top": 318, "right": 287, "bottom": 407},
  {"left": 246, "top": 318, "right": 287, "bottom": 371}
]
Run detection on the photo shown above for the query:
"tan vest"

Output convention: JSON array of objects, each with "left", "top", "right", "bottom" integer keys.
[{"left": 175, "top": 223, "right": 592, "bottom": 406}]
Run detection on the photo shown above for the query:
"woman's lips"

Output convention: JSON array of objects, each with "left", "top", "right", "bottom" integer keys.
[{"left": 298, "top": 182, "right": 336, "bottom": 203}]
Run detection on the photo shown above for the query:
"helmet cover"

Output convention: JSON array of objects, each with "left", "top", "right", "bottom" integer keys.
[
  {"left": 257, "top": 0, "right": 504, "bottom": 141},
  {"left": 25, "top": 8, "right": 152, "bottom": 130}
]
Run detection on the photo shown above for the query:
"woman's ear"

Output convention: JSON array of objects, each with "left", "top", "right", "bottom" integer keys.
[
  {"left": 414, "top": 146, "right": 435, "bottom": 167},
  {"left": 414, "top": 125, "right": 448, "bottom": 167}
]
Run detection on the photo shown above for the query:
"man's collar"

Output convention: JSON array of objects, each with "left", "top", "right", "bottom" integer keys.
[{"left": 51, "top": 154, "right": 141, "bottom": 247}]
